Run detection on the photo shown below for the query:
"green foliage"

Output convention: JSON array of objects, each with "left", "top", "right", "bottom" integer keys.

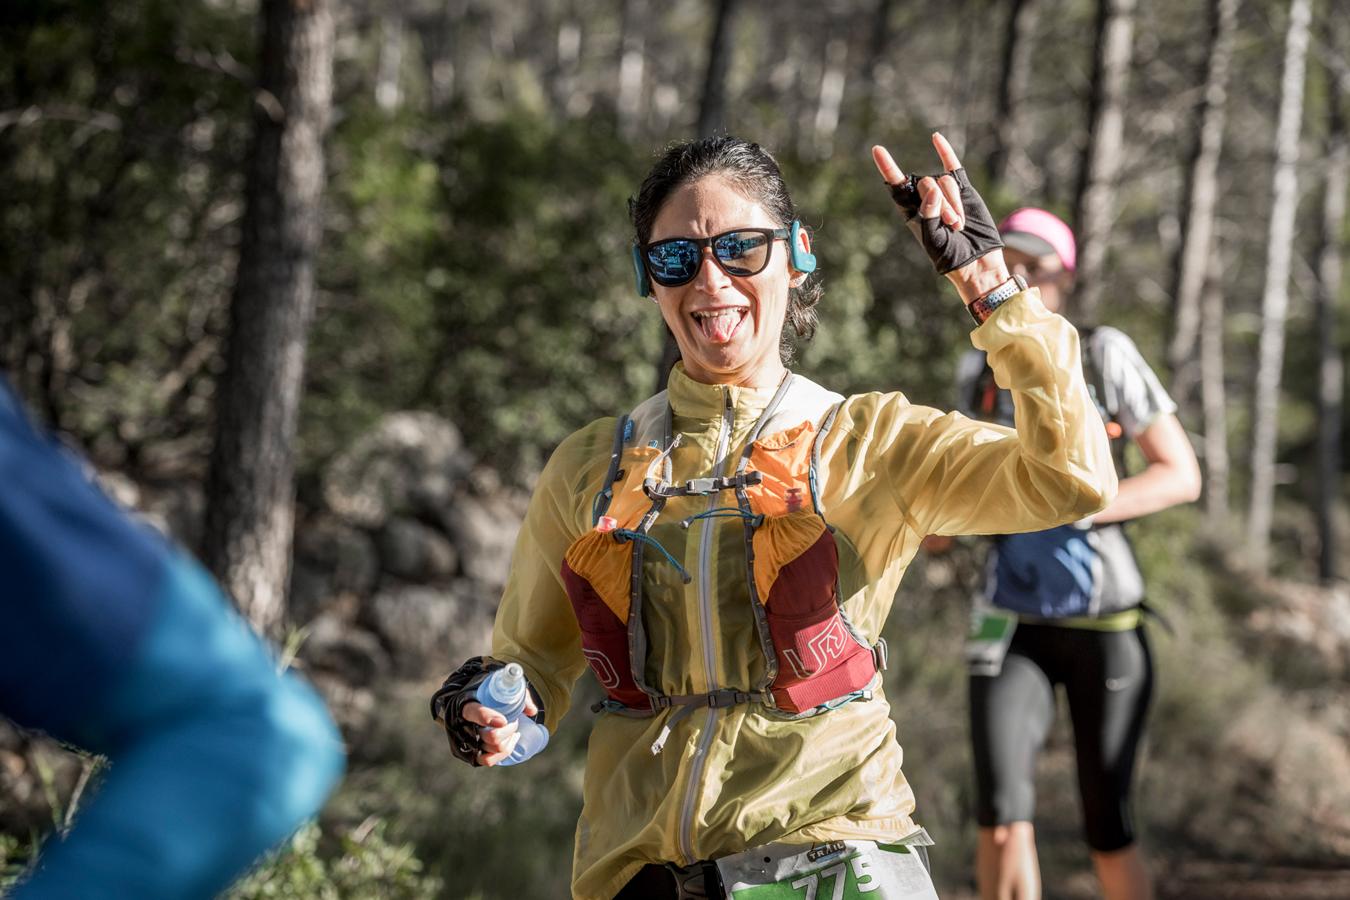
[
  {"left": 0, "top": 0, "right": 252, "bottom": 457},
  {"left": 303, "top": 102, "right": 665, "bottom": 480},
  {"left": 226, "top": 819, "right": 442, "bottom": 900},
  {"left": 417, "top": 109, "right": 662, "bottom": 478},
  {"left": 325, "top": 687, "right": 593, "bottom": 899},
  {"left": 1, "top": 832, "right": 33, "bottom": 892}
]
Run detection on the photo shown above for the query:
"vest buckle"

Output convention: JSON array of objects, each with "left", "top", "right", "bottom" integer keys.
[
  {"left": 872, "top": 638, "right": 889, "bottom": 672},
  {"left": 686, "top": 476, "right": 718, "bottom": 495}
]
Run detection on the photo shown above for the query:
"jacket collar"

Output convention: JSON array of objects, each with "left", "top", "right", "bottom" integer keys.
[{"left": 665, "top": 363, "right": 784, "bottom": 420}]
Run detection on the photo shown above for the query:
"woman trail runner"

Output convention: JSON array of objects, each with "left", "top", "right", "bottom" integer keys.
[{"left": 433, "top": 135, "right": 1118, "bottom": 899}]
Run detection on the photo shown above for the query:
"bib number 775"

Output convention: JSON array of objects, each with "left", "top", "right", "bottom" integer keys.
[{"left": 788, "top": 856, "right": 881, "bottom": 899}]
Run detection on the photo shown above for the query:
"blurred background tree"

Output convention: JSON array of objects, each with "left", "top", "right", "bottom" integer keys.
[{"left": 1, "top": 0, "right": 1347, "bottom": 897}]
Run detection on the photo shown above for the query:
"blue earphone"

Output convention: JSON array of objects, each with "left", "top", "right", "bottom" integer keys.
[
  {"left": 632, "top": 220, "right": 817, "bottom": 298},
  {"left": 788, "top": 220, "right": 818, "bottom": 276}
]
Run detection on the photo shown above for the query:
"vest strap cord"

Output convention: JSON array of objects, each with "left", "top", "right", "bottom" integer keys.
[
  {"left": 680, "top": 506, "right": 764, "bottom": 529},
  {"left": 613, "top": 528, "right": 691, "bottom": 583}
]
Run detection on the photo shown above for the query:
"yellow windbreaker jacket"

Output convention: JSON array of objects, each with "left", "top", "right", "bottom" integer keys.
[{"left": 490, "top": 290, "right": 1117, "bottom": 899}]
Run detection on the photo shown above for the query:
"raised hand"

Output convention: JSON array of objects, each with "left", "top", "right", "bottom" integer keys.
[{"left": 872, "top": 133, "right": 1011, "bottom": 305}]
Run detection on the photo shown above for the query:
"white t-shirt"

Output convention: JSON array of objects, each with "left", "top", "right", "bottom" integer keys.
[{"left": 956, "top": 325, "right": 1176, "bottom": 439}]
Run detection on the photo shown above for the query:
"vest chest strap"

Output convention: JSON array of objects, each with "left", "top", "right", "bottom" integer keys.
[
  {"left": 590, "top": 687, "right": 772, "bottom": 717},
  {"left": 642, "top": 470, "right": 763, "bottom": 499}
]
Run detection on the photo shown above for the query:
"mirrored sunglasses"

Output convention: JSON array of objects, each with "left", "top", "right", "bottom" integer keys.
[{"left": 642, "top": 227, "right": 790, "bottom": 288}]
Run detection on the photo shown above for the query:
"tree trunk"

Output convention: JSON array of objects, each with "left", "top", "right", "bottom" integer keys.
[
  {"left": 988, "top": 0, "right": 1039, "bottom": 188},
  {"left": 1167, "top": 0, "right": 1237, "bottom": 410},
  {"left": 616, "top": 0, "right": 647, "bottom": 138},
  {"left": 655, "top": 0, "right": 742, "bottom": 393},
  {"left": 412, "top": 0, "right": 468, "bottom": 111},
  {"left": 375, "top": 9, "right": 404, "bottom": 112},
  {"left": 694, "top": 0, "right": 740, "bottom": 140},
  {"left": 1200, "top": 242, "right": 1229, "bottom": 529},
  {"left": 812, "top": 36, "right": 849, "bottom": 160},
  {"left": 1247, "top": 0, "right": 1311, "bottom": 574},
  {"left": 1314, "top": 45, "right": 1347, "bottom": 584},
  {"left": 942, "top": 9, "right": 980, "bottom": 157},
  {"left": 1072, "top": 0, "right": 1138, "bottom": 324},
  {"left": 857, "top": 0, "right": 897, "bottom": 139},
  {"left": 553, "top": 14, "right": 584, "bottom": 117},
  {"left": 204, "top": 0, "right": 334, "bottom": 636}
]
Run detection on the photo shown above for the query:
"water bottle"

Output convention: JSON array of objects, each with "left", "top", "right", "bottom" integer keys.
[{"left": 474, "top": 663, "right": 549, "bottom": 766}]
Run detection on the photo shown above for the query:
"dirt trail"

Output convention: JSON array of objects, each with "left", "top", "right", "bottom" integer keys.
[
  {"left": 939, "top": 861, "right": 1350, "bottom": 899},
  {"left": 1156, "top": 861, "right": 1350, "bottom": 899}
]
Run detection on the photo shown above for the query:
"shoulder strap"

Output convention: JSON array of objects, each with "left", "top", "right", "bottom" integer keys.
[
  {"left": 1079, "top": 326, "right": 1132, "bottom": 479},
  {"left": 967, "top": 350, "right": 998, "bottom": 418},
  {"left": 590, "top": 415, "right": 629, "bottom": 525},
  {"left": 808, "top": 401, "right": 844, "bottom": 516},
  {"left": 1079, "top": 327, "right": 1109, "bottom": 419}
]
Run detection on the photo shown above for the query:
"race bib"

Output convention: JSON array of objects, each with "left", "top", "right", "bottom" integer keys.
[
  {"left": 716, "top": 833, "right": 939, "bottom": 899},
  {"left": 965, "top": 604, "right": 1017, "bottom": 678}
]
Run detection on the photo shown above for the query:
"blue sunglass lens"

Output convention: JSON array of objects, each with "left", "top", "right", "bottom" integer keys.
[
  {"left": 713, "top": 232, "right": 770, "bottom": 275},
  {"left": 647, "top": 241, "right": 701, "bottom": 284}
]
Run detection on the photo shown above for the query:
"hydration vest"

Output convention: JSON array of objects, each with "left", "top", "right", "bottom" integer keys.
[{"left": 558, "top": 375, "right": 888, "bottom": 735}]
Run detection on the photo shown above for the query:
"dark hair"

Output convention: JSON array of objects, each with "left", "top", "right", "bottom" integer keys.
[{"left": 631, "top": 136, "right": 821, "bottom": 363}]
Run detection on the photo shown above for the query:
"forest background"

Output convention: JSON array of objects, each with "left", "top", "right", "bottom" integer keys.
[{"left": 2, "top": 0, "right": 1349, "bottom": 897}]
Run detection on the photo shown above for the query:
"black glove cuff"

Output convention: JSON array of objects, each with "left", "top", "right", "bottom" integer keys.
[{"left": 430, "top": 656, "right": 503, "bottom": 767}]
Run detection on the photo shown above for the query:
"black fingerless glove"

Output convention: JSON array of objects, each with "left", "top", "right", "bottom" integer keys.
[
  {"left": 430, "top": 656, "right": 503, "bottom": 767},
  {"left": 888, "top": 168, "right": 1003, "bottom": 275}
]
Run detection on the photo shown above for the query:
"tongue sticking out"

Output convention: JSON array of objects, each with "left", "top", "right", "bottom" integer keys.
[{"left": 697, "top": 309, "right": 745, "bottom": 343}]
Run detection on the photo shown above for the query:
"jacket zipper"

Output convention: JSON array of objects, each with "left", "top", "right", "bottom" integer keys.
[{"left": 677, "top": 386, "right": 735, "bottom": 864}]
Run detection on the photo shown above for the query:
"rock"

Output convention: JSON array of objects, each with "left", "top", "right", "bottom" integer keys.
[
  {"left": 292, "top": 514, "right": 380, "bottom": 606},
  {"left": 365, "top": 580, "right": 495, "bottom": 678},
  {"left": 289, "top": 557, "right": 351, "bottom": 626},
  {"left": 307, "top": 671, "right": 378, "bottom": 737},
  {"left": 298, "top": 612, "right": 392, "bottom": 685},
  {"left": 376, "top": 516, "right": 458, "bottom": 582},
  {"left": 322, "top": 412, "right": 472, "bottom": 529},
  {"left": 439, "top": 579, "right": 499, "bottom": 663},
  {"left": 440, "top": 489, "right": 525, "bottom": 591}
]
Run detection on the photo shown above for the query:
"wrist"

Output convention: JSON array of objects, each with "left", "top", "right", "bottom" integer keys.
[
  {"left": 946, "top": 249, "right": 1011, "bottom": 304},
  {"left": 966, "top": 273, "right": 1028, "bottom": 325}
]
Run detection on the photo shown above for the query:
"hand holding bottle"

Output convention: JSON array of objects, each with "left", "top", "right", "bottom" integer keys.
[{"left": 460, "top": 663, "right": 549, "bottom": 767}]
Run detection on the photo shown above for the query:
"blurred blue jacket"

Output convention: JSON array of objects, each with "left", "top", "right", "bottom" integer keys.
[{"left": 0, "top": 378, "right": 345, "bottom": 898}]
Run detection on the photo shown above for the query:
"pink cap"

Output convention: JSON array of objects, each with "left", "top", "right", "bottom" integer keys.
[{"left": 998, "top": 207, "right": 1076, "bottom": 273}]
